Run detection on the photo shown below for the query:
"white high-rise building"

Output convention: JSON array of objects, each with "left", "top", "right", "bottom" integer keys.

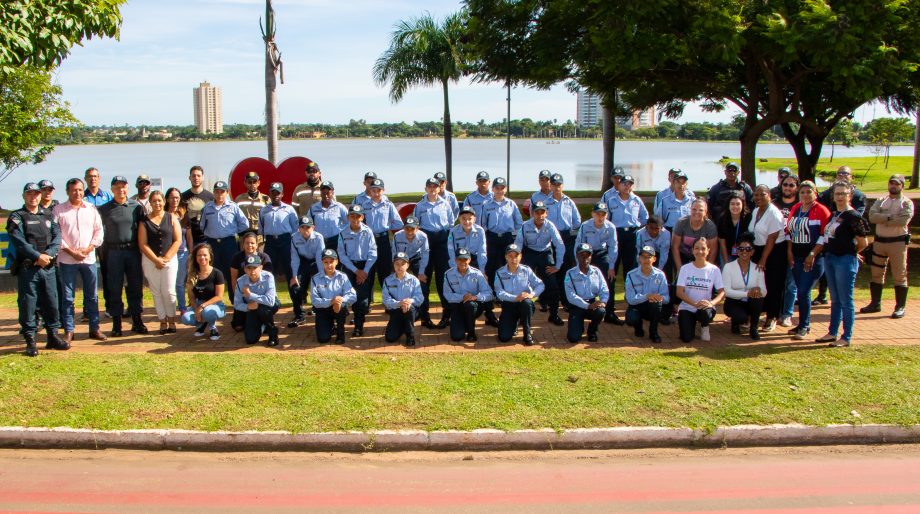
[
  {"left": 193, "top": 81, "right": 223, "bottom": 134},
  {"left": 576, "top": 90, "right": 602, "bottom": 128}
]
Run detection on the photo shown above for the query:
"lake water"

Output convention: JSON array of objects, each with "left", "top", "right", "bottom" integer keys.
[{"left": 6, "top": 138, "right": 912, "bottom": 208}]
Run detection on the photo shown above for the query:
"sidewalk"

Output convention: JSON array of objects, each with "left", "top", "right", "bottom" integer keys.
[{"left": 0, "top": 302, "right": 916, "bottom": 354}]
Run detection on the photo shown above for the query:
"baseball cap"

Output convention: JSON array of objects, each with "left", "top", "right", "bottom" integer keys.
[
  {"left": 505, "top": 243, "right": 521, "bottom": 254},
  {"left": 403, "top": 216, "right": 419, "bottom": 228},
  {"left": 639, "top": 245, "right": 656, "bottom": 257},
  {"left": 348, "top": 204, "right": 364, "bottom": 215},
  {"left": 394, "top": 251, "right": 409, "bottom": 263},
  {"left": 111, "top": 175, "right": 129, "bottom": 186},
  {"left": 668, "top": 167, "right": 682, "bottom": 175},
  {"left": 23, "top": 182, "right": 40, "bottom": 193},
  {"left": 321, "top": 249, "right": 338, "bottom": 260},
  {"left": 593, "top": 202, "right": 608, "bottom": 213},
  {"left": 576, "top": 242, "right": 593, "bottom": 254},
  {"left": 433, "top": 172, "right": 447, "bottom": 182},
  {"left": 299, "top": 216, "right": 314, "bottom": 227},
  {"left": 532, "top": 201, "right": 547, "bottom": 212},
  {"left": 425, "top": 177, "right": 440, "bottom": 188},
  {"left": 493, "top": 177, "right": 507, "bottom": 187},
  {"left": 364, "top": 171, "right": 378, "bottom": 180},
  {"left": 538, "top": 169, "right": 552, "bottom": 179},
  {"left": 135, "top": 174, "right": 151, "bottom": 186},
  {"left": 673, "top": 170, "right": 688, "bottom": 181},
  {"left": 213, "top": 181, "right": 228, "bottom": 191},
  {"left": 38, "top": 179, "right": 54, "bottom": 190},
  {"left": 724, "top": 162, "right": 740, "bottom": 171},
  {"left": 320, "top": 180, "right": 334, "bottom": 190},
  {"left": 550, "top": 173, "right": 564, "bottom": 185},
  {"left": 459, "top": 205, "right": 475, "bottom": 216},
  {"left": 244, "top": 254, "right": 262, "bottom": 267},
  {"left": 246, "top": 171, "right": 260, "bottom": 181},
  {"left": 611, "top": 166, "right": 626, "bottom": 178},
  {"left": 306, "top": 161, "right": 320, "bottom": 172},
  {"left": 622, "top": 175, "right": 635, "bottom": 184},
  {"left": 269, "top": 182, "right": 283, "bottom": 193},
  {"left": 370, "top": 178, "right": 384, "bottom": 189},
  {"left": 889, "top": 174, "right": 906, "bottom": 185},
  {"left": 777, "top": 167, "right": 791, "bottom": 177},
  {"left": 456, "top": 248, "right": 472, "bottom": 260},
  {"left": 476, "top": 171, "right": 490, "bottom": 181}
]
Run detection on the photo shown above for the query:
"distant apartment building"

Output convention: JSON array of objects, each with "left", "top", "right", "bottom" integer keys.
[
  {"left": 193, "top": 81, "right": 223, "bottom": 134},
  {"left": 576, "top": 90, "right": 656, "bottom": 130}
]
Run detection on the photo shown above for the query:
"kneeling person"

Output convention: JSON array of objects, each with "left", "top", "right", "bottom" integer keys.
[
  {"left": 310, "top": 249, "right": 357, "bottom": 344},
  {"left": 494, "top": 244, "right": 544, "bottom": 345},
  {"left": 382, "top": 252, "right": 424, "bottom": 346},
  {"left": 564, "top": 243, "right": 609, "bottom": 343},
  {"left": 444, "top": 248, "right": 494, "bottom": 342},
  {"left": 234, "top": 255, "right": 281, "bottom": 346},
  {"left": 625, "top": 246, "right": 669, "bottom": 343}
]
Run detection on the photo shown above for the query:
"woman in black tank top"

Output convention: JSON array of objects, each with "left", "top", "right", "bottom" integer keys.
[{"left": 139, "top": 191, "right": 182, "bottom": 333}]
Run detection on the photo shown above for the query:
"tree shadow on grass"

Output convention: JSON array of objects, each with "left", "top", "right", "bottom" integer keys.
[{"left": 661, "top": 341, "right": 831, "bottom": 360}]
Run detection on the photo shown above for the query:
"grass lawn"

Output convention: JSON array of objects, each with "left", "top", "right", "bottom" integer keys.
[
  {"left": 728, "top": 155, "right": 917, "bottom": 193},
  {"left": 1, "top": 346, "right": 917, "bottom": 432}
]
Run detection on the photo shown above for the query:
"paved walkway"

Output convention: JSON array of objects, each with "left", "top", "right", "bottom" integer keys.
[{"left": 0, "top": 300, "right": 916, "bottom": 355}]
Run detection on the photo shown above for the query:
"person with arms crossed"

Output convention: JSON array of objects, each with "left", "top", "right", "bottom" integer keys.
[
  {"left": 382, "top": 252, "right": 424, "bottom": 347},
  {"left": 494, "top": 244, "right": 545, "bottom": 345},
  {"left": 311, "top": 249, "right": 358, "bottom": 344},
  {"left": 625, "top": 245, "right": 669, "bottom": 344},
  {"left": 564, "top": 243, "right": 610, "bottom": 343}
]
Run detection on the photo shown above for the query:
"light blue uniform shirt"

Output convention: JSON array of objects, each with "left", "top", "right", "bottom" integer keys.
[
  {"left": 290, "top": 230, "right": 326, "bottom": 277},
  {"left": 654, "top": 188, "right": 696, "bottom": 218},
  {"left": 309, "top": 201, "right": 348, "bottom": 241},
  {"left": 564, "top": 265, "right": 610, "bottom": 310},
  {"left": 447, "top": 224, "right": 487, "bottom": 268},
  {"left": 413, "top": 196, "right": 455, "bottom": 232},
  {"left": 357, "top": 196, "right": 404, "bottom": 235},
  {"left": 635, "top": 227, "right": 671, "bottom": 269},
  {"left": 381, "top": 273, "right": 424, "bottom": 310},
  {"left": 625, "top": 266, "right": 670, "bottom": 305},
  {"left": 515, "top": 219, "right": 565, "bottom": 260},
  {"left": 310, "top": 270, "right": 357, "bottom": 308},
  {"left": 462, "top": 190, "right": 493, "bottom": 222},
  {"left": 546, "top": 194, "right": 581, "bottom": 234},
  {"left": 233, "top": 270, "right": 278, "bottom": 311},
  {"left": 481, "top": 198, "right": 523, "bottom": 235},
  {"left": 606, "top": 193, "right": 648, "bottom": 229},
  {"left": 493, "top": 264, "right": 545, "bottom": 302},
  {"left": 574, "top": 219, "right": 619, "bottom": 267},
  {"left": 199, "top": 201, "right": 249, "bottom": 239},
  {"left": 440, "top": 190, "right": 460, "bottom": 218},
  {"left": 84, "top": 188, "right": 113, "bottom": 208},
  {"left": 530, "top": 190, "right": 552, "bottom": 207},
  {"left": 443, "top": 266, "right": 493, "bottom": 304},
  {"left": 259, "top": 203, "right": 299, "bottom": 236},
  {"left": 338, "top": 224, "right": 377, "bottom": 272},
  {"left": 391, "top": 229, "right": 429, "bottom": 273},
  {"left": 656, "top": 190, "right": 695, "bottom": 229}
]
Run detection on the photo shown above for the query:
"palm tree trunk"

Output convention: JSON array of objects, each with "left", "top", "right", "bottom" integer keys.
[
  {"left": 912, "top": 110, "right": 920, "bottom": 189},
  {"left": 601, "top": 100, "right": 614, "bottom": 191},
  {"left": 442, "top": 79, "right": 453, "bottom": 190},
  {"left": 265, "top": 50, "right": 278, "bottom": 165}
]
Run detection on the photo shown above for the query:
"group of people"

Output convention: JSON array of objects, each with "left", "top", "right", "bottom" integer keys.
[{"left": 7, "top": 159, "right": 912, "bottom": 356}]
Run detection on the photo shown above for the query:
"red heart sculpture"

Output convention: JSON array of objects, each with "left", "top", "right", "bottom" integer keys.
[{"left": 228, "top": 156, "right": 315, "bottom": 204}]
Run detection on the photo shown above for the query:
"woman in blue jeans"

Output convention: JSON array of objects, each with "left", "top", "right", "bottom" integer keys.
[
  {"left": 166, "top": 188, "right": 189, "bottom": 314},
  {"left": 180, "top": 243, "right": 227, "bottom": 341},
  {"left": 811, "top": 182, "right": 869, "bottom": 347},
  {"left": 784, "top": 181, "right": 831, "bottom": 340}
]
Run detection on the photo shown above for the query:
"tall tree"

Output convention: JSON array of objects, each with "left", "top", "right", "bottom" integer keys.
[
  {"left": 260, "top": 0, "right": 283, "bottom": 165},
  {"left": 373, "top": 12, "right": 469, "bottom": 190}
]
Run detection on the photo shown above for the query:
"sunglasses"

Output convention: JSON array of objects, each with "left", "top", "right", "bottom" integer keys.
[
  {"left": 782, "top": 183, "right": 797, "bottom": 187},
  {"left": 737, "top": 246, "right": 754, "bottom": 252}
]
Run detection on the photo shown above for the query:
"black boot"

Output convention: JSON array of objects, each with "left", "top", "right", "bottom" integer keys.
[
  {"left": 24, "top": 334, "right": 38, "bottom": 357},
  {"left": 859, "top": 282, "right": 883, "bottom": 314},
  {"left": 131, "top": 313, "right": 149, "bottom": 334},
  {"left": 111, "top": 316, "right": 123, "bottom": 337},
  {"left": 267, "top": 326, "right": 279, "bottom": 347},
  {"left": 892, "top": 286, "right": 908, "bottom": 319},
  {"left": 46, "top": 330, "right": 70, "bottom": 350},
  {"left": 484, "top": 310, "right": 499, "bottom": 328}
]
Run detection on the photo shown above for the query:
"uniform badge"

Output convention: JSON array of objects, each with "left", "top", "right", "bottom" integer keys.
[{"left": 45, "top": 220, "right": 51, "bottom": 228}]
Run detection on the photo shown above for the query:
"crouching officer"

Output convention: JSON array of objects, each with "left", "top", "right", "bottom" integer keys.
[
  {"left": 310, "top": 249, "right": 357, "bottom": 344},
  {"left": 494, "top": 244, "right": 545, "bottom": 345},
  {"left": 288, "top": 216, "right": 326, "bottom": 327},
  {"left": 233, "top": 254, "right": 280, "bottom": 346},
  {"left": 8, "top": 182, "right": 68, "bottom": 356},
  {"left": 575, "top": 202, "right": 623, "bottom": 325},
  {"left": 563, "top": 243, "right": 609, "bottom": 343},
  {"left": 625, "top": 246, "right": 669, "bottom": 344},
  {"left": 444, "top": 248, "right": 494, "bottom": 342},
  {"left": 382, "top": 252, "right": 424, "bottom": 346},
  {"left": 515, "top": 200, "right": 566, "bottom": 326}
]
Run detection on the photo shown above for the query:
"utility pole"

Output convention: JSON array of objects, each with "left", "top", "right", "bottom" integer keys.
[
  {"left": 911, "top": 109, "right": 919, "bottom": 189},
  {"left": 506, "top": 80, "right": 511, "bottom": 190}
]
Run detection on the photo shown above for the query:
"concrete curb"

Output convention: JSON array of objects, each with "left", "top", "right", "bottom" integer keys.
[{"left": 0, "top": 424, "right": 918, "bottom": 452}]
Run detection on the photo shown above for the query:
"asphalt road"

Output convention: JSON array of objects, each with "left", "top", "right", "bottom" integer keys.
[{"left": 0, "top": 445, "right": 919, "bottom": 513}]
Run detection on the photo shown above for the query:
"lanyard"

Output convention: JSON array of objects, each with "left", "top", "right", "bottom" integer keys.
[{"left": 741, "top": 261, "right": 751, "bottom": 288}]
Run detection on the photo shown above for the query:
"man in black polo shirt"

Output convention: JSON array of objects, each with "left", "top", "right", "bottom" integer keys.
[
  {"left": 180, "top": 165, "right": 215, "bottom": 247},
  {"left": 98, "top": 175, "right": 148, "bottom": 337}
]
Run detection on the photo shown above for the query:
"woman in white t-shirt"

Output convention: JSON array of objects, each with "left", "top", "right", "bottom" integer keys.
[
  {"left": 748, "top": 184, "right": 788, "bottom": 333},
  {"left": 722, "top": 232, "right": 766, "bottom": 340},
  {"left": 676, "top": 238, "right": 725, "bottom": 342}
]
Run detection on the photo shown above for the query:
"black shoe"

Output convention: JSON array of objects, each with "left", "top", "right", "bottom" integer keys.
[
  {"left": 25, "top": 335, "right": 38, "bottom": 357},
  {"left": 306, "top": 308, "right": 315, "bottom": 316},
  {"left": 650, "top": 334, "right": 662, "bottom": 344},
  {"left": 194, "top": 323, "right": 207, "bottom": 337},
  {"left": 892, "top": 285, "right": 908, "bottom": 319},
  {"left": 405, "top": 335, "right": 416, "bottom": 347},
  {"left": 132, "top": 324, "right": 149, "bottom": 335},
  {"left": 485, "top": 316, "right": 499, "bottom": 328},
  {"left": 46, "top": 331, "right": 69, "bottom": 351},
  {"left": 111, "top": 317, "right": 123, "bottom": 338},
  {"left": 435, "top": 318, "right": 450, "bottom": 329},
  {"left": 605, "top": 313, "right": 626, "bottom": 326},
  {"left": 811, "top": 297, "right": 828, "bottom": 306},
  {"left": 335, "top": 333, "right": 345, "bottom": 344},
  {"left": 750, "top": 329, "right": 761, "bottom": 341},
  {"left": 523, "top": 332, "right": 534, "bottom": 346},
  {"left": 634, "top": 326, "right": 645, "bottom": 338},
  {"left": 859, "top": 303, "right": 881, "bottom": 314},
  {"left": 267, "top": 335, "right": 279, "bottom": 347},
  {"left": 731, "top": 323, "right": 741, "bottom": 334},
  {"left": 892, "top": 306, "right": 906, "bottom": 319},
  {"left": 548, "top": 314, "right": 564, "bottom": 326},
  {"left": 466, "top": 332, "right": 478, "bottom": 342},
  {"left": 660, "top": 314, "right": 673, "bottom": 326},
  {"left": 352, "top": 326, "right": 364, "bottom": 337},
  {"left": 538, "top": 302, "right": 548, "bottom": 312},
  {"left": 421, "top": 318, "right": 437, "bottom": 329},
  {"left": 587, "top": 333, "right": 598, "bottom": 343},
  {"left": 287, "top": 316, "right": 306, "bottom": 328}
]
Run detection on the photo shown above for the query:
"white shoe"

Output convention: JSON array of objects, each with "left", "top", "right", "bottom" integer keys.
[
  {"left": 779, "top": 317, "right": 793, "bottom": 327},
  {"left": 700, "top": 326, "right": 711, "bottom": 341},
  {"left": 762, "top": 319, "right": 777, "bottom": 332}
]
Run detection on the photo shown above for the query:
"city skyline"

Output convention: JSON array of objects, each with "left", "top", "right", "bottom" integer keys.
[{"left": 53, "top": 0, "right": 884, "bottom": 127}]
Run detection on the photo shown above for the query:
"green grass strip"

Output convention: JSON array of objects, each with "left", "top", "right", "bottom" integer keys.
[{"left": 2, "top": 346, "right": 917, "bottom": 432}]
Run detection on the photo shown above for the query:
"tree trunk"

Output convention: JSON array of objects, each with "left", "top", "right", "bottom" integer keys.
[
  {"left": 781, "top": 122, "right": 826, "bottom": 183},
  {"left": 265, "top": 45, "right": 278, "bottom": 165},
  {"left": 442, "top": 79, "right": 453, "bottom": 191},
  {"left": 912, "top": 109, "right": 920, "bottom": 189},
  {"left": 601, "top": 99, "right": 614, "bottom": 192}
]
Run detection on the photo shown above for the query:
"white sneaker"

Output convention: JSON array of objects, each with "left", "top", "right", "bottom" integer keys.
[
  {"left": 779, "top": 317, "right": 793, "bottom": 327},
  {"left": 700, "top": 326, "right": 711, "bottom": 341}
]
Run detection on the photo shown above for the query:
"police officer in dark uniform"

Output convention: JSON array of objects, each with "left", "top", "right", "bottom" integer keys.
[
  {"left": 8, "top": 183, "right": 68, "bottom": 356},
  {"left": 97, "top": 175, "right": 148, "bottom": 337}
]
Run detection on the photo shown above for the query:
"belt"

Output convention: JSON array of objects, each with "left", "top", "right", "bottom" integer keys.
[
  {"left": 487, "top": 231, "right": 514, "bottom": 238},
  {"left": 374, "top": 232, "right": 389, "bottom": 239},
  {"left": 875, "top": 235, "right": 910, "bottom": 243},
  {"left": 106, "top": 243, "right": 136, "bottom": 250},
  {"left": 264, "top": 234, "right": 290, "bottom": 241},
  {"left": 617, "top": 226, "right": 639, "bottom": 233},
  {"left": 207, "top": 236, "right": 236, "bottom": 244}
]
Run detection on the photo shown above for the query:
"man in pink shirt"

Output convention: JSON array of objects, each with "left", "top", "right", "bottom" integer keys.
[{"left": 53, "top": 178, "right": 107, "bottom": 342}]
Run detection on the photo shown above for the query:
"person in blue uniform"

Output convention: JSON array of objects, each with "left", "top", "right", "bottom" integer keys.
[
  {"left": 545, "top": 173, "right": 581, "bottom": 306},
  {"left": 443, "top": 248, "right": 494, "bottom": 342},
  {"left": 382, "top": 252, "right": 424, "bottom": 347},
  {"left": 199, "top": 180, "right": 249, "bottom": 297},
  {"left": 636, "top": 216, "right": 671, "bottom": 270},
  {"left": 233, "top": 254, "right": 280, "bottom": 347},
  {"left": 514, "top": 201, "right": 566, "bottom": 326},
  {"left": 338, "top": 204, "right": 377, "bottom": 336},
  {"left": 625, "top": 246, "right": 670, "bottom": 344},
  {"left": 391, "top": 216, "right": 431, "bottom": 318},
  {"left": 288, "top": 216, "right": 326, "bottom": 328},
  {"left": 352, "top": 171, "right": 379, "bottom": 207},
  {"left": 433, "top": 172, "right": 460, "bottom": 218},
  {"left": 494, "top": 244, "right": 545, "bottom": 345},
  {"left": 310, "top": 249, "right": 358, "bottom": 344},
  {"left": 607, "top": 174, "right": 648, "bottom": 281},
  {"left": 413, "top": 178, "right": 456, "bottom": 328},
  {"left": 574, "top": 202, "right": 624, "bottom": 325},
  {"left": 563, "top": 243, "right": 610, "bottom": 343},
  {"left": 600, "top": 167, "right": 626, "bottom": 210},
  {"left": 8, "top": 183, "right": 67, "bottom": 356},
  {"left": 656, "top": 170, "right": 694, "bottom": 231},
  {"left": 530, "top": 169, "right": 553, "bottom": 206},
  {"left": 308, "top": 181, "right": 348, "bottom": 253},
  {"left": 448, "top": 205, "right": 499, "bottom": 327},
  {"left": 481, "top": 177, "right": 523, "bottom": 286},
  {"left": 259, "top": 182, "right": 298, "bottom": 281},
  {"left": 355, "top": 178, "right": 404, "bottom": 304},
  {"left": 462, "top": 171, "right": 493, "bottom": 222}
]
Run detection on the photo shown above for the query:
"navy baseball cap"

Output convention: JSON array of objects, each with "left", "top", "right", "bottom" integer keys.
[
  {"left": 299, "top": 216, "right": 314, "bottom": 227},
  {"left": 639, "top": 245, "right": 656, "bottom": 257},
  {"left": 394, "top": 251, "right": 409, "bottom": 263},
  {"left": 505, "top": 243, "right": 521, "bottom": 254},
  {"left": 777, "top": 167, "right": 791, "bottom": 177},
  {"left": 269, "top": 182, "right": 283, "bottom": 193},
  {"left": 459, "top": 205, "right": 475, "bottom": 216},
  {"left": 576, "top": 243, "right": 593, "bottom": 254},
  {"left": 111, "top": 175, "right": 129, "bottom": 186},
  {"left": 593, "top": 202, "right": 608, "bottom": 213},
  {"left": 370, "top": 178, "right": 384, "bottom": 189},
  {"left": 668, "top": 167, "right": 682, "bottom": 175},
  {"left": 38, "top": 180, "right": 54, "bottom": 190},
  {"left": 725, "top": 162, "right": 740, "bottom": 171},
  {"left": 611, "top": 166, "right": 626, "bottom": 178},
  {"left": 23, "top": 182, "right": 40, "bottom": 193},
  {"left": 550, "top": 173, "right": 564, "bottom": 185},
  {"left": 433, "top": 172, "right": 447, "bottom": 182},
  {"left": 493, "top": 177, "right": 507, "bottom": 187},
  {"left": 538, "top": 169, "right": 552, "bottom": 179},
  {"left": 348, "top": 204, "right": 364, "bottom": 215},
  {"left": 425, "top": 177, "right": 440, "bottom": 187},
  {"left": 364, "top": 171, "right": 378, "bottom": 180},
  {"left": 476, "top": 171, "right": 490, "bottom": 181},
  {"left": 532, "top": 201, "right": 547, "bottom": 212},
  {"left": 456, "top": 248, "right": 472, "bottom": 260},
  {"left": 213, "top": 180, "right": 228, "bottom": 191},
  {"left": 246, "top": 171, "right": 260, "bottom": 181},
  {"left": 320, "top": 180, "right": 334, "bottom": 190},
  {"left": 404, "top": 216, "right": 419, "bottom": 228},
  {"left": 622, "top": 175, "right": 635, "bottom": 184},
  {"left": 244, "top": 254, "right": 262, "bottom": 267},
  {"left": 673, "top": 170, "right": 688, "bottom": 181},
  {"left": 321, "top": 249, "right": 338, "bottom": 260}
]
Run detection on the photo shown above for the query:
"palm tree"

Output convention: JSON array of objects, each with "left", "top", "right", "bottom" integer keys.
[
  {"left": 261, "top": 0, "right": 283, "bottom": 164},
  {"left": 373, "top": 11, "right": 468, "bottom": 190}
]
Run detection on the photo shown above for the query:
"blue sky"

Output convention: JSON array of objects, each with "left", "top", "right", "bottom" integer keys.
[{"left": 54, "top": 0, "right": 881, "bottom": 127}]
